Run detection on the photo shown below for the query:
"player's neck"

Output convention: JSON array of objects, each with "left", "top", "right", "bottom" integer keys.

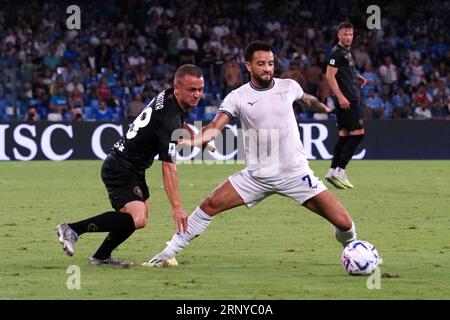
[
  {"left": 173, "top": 92, "right": 189, "bottom": 113},
  {"left": 338, "top": 41, "right": 351, "bottom": 49}
]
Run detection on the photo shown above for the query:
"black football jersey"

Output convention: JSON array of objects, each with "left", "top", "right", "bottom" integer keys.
[
  {"left": 328, "top": 44, "right": 360, "bottom": 101},
  {"left": 110, "top": 88, "right": 185, "bottom": 171}
]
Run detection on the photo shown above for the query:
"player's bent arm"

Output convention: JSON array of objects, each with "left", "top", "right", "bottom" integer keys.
[
  {"left": 326, "top": 66, "right": 345, "bottom": 100},
  {"left": 161, "top": 161, "right": 188, "bottom": 232},
  {"left": 299, "top": 93, "right": 331, "bottom": 113},
  {"left": 191, "top": 112, "right": 230, "bottom": 147}
]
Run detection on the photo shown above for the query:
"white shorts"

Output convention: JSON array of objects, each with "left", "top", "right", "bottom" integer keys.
[{"left": 228, "top": 168, "right": 327, "bottom": 208}]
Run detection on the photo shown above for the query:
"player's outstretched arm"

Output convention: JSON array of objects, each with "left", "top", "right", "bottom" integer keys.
[
  {"left": 189, "top": 112, "right": 230, "bottom": 147},
  {"left": 182, "top": 122, "right": 216, "bottom": 152},
  {"left": 162, "top": 161, "right": 188, "bottom": 232},
  {"left": 299, "top": 93, "right": 332, "bottom": 113}
]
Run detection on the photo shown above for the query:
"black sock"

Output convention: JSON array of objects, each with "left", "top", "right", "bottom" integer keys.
[
  {"left": 337, "top": 134, "right": 364, "bottom": 169},
  {"left": 92, "top": 229, "right": 135, "bottom": 260},
  {"left": 331, "top": 136, "right": 349, "bottom": 169},
  {"left": 68, "top": 211, "right": 135, "bottom": 236}
]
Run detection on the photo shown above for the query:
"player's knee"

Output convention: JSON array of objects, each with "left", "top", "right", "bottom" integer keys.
[
  {"left": 200, "top": 195, "right": 222, "bottom": 215},
  {"left": 337, "top": 215, "right": 353, "bottom": 231},
  {"left": 133, "top": 212, "right": 148, "bottom": 229}
]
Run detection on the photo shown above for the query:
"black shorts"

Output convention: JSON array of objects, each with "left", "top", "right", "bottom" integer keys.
[
  {"left": 101, "top": 155, "right": 149, "bottom": 211},
  {"left": 333, "top": 96, "right": 364, "bottom": 131}
]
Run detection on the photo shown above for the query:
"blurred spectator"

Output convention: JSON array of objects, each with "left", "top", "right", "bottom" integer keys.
[
  {"left": 353, "top": 44, "right": 371, "bottom": 70},
  {"left": 361, "top": 64, "right": 380, "bottom": 99},
  {"left": 67, "top": 76, "right": 85, "bottom": 115},
  {"left": 176, "top": 31, "right": 198, "bottom": 52},
  {"left": 406, "top": 58, "right": 425, "bottom": 88},
  {"left": 431, "top": 80, "right": 450, "bottom": 119},
  {"left": 305, "top": 56, "right": 322, "bottom": 95},
  {"left": 0, "top": 0, "right": 448, "bottom": 122},
  {"left": 392, "top": 87, "right": 411, "bottom": 119},
  {"left": 48, "top": 86, "right": 69, "bottom": 121},
  {"left": 124, "top": 93, "right": 145, "bottom": 122},
  {"left": 24, "top": 107, "right": 40, "bottom": 122},
  {"left": 281, "top": 60, "right": 307, "bottom": 89},
  {"left": 412, "top": 83, "right": 433, "bottom": 119},
  {"left": 96, "top": 76, "right": 112, "bottom": 101},
  {"left": 364, "top": 89, "right": 385, "bottom": 120},
  {"left": 378, "top": 56, "right": 398, "bottom": 97},
  {"left": 221, "top": 55, "right": 243, "bottom": 96},
  {"left": 61, "top": 63, "right": 79, "bottom": 83},
  {"left": 381, "top": 94, "right": 393, "bottom": 119},
  {"left": 95, "top": 100, "right": 114, "bottom": 121}
]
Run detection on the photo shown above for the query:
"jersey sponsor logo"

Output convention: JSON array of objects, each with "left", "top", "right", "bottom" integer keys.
[
  {"left": 275, "top": 91, "right": 288, "bottom": 102},
  {"left": 247, "top": 100, "right": 258, "bottom": 106},
  {"left": 330, "top": 59, "right": 335, "bottom": 65}
]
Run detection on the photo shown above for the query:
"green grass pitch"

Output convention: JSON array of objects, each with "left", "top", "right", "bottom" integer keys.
[{"left": 0, "top": 160, "right": 449, "bottom": 299}]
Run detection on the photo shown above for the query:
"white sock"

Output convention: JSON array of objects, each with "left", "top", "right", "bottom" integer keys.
[
  {"left": 335, "top": 221, "right": 357, "bottom": 247},
  {"left": 160, "top": 207, "right": 213, "bottom": 259},
  {"left": 326, "top": 168, "right": 335, "bottom": 178}
]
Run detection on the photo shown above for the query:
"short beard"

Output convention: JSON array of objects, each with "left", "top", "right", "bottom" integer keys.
[{"left": 253, "top": 74, "right": 273, "bottom": 88}]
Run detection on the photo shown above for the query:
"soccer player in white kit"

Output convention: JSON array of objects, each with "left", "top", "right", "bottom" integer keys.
[{"left": 143, "top": 41, "right": 357, "bottom": 267}]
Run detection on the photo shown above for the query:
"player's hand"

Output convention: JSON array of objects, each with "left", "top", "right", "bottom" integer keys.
[
  {"left": 316, "top": 101, "right": 333, "bottom": 113},
  {"left": 178, "top": 137, "right": 193, "bottom": 147},
  {"left": 338, "top": 96, "right": 351, "bottom": 110},
  {"left": 323, "top": 105, "right": 333, "bottom": 113},
  {"left": 172, "top": 206, "right": 188, "bottom": 233}
]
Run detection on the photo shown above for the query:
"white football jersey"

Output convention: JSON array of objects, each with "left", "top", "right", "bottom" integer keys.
[{"left": 220, "top": 78, "right": 309, "bottom": 178}]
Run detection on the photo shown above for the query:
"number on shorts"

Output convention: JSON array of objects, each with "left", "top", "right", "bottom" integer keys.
[
  {"left": 126, "top": 107, "right": 153, "bottom": 139},
  {"left": 302, "top": 174, "right": 312, "bottom": 188}
]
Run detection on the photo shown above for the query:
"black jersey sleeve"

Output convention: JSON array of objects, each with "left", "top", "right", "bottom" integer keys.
[
  {"left": 328, "top": 49, "right": 345, "bottom": 68},
  {"left": 156, "top": 130, "right": 176, "bottom": 163}
]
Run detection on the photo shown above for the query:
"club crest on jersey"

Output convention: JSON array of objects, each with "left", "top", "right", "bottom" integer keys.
[
  {"left": 133, "top": 186, "right": 143, "bottom": 198},
  {"left": 344, "top": 52, "right": 354, "bottom": 67},
  {"left": 275, "top": 91, "right": 289, "bottom": 102}
]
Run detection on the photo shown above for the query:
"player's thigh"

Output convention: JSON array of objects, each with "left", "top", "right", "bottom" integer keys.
[
  {"left": 200, "top": 179, "right": 246, "bottom": 216},
  {"left": 225, "top": 169, "right": 275, "bottom": 211},
  {"left": 102, "top": 164, "right": 149, "bottom": 227},
  {"left": 303, "top": 189, "right": 352, "bottom": 230}
]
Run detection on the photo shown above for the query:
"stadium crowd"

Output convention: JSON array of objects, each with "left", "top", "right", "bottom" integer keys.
[{"left": 0, "top": 0, "right": 449, "bottom": 122}]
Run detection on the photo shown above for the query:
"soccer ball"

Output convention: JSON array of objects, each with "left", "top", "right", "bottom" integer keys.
[{"left": 341, "top": 240, "right": 382, "bottom": 275}]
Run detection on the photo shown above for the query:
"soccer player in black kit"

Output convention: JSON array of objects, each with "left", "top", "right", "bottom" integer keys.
[
  {"left": 325, "top": 21, "right": 366, "bottom": 190},
  {"left": 56, "top": 64, "right": 204, "bottom": 265}
]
